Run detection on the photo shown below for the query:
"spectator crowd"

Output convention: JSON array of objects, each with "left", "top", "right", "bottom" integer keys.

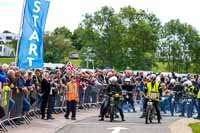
[{"left": 0, "top": 63, "right": 200, "bottom": 131}]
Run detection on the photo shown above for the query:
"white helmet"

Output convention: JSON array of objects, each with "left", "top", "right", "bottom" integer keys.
[
  {"left": 187, "top": 80, "right": 193, "bottom": 86},
  {"left": 191, "top": 78, "right": 196, "bottom": 82},
  {"left": 125, "top": 78, "right": 131, "bottom": 82},
  {"left": 109, "top": 76, "right": 118, "bottom": 82},
  {"left": 156, "top": 77, "right": 160, "bottom": 83},
  {"left": 183, "top": 80, "right": 192, "bottom": 87},
  {"left": 170, "top": 79, "right": 176, "bottom": 84},
  {"left": 151, "top": 74, "right": 156, "bottom": 79},
  {"left": 183, "top": 77, "right": 188, "bottom": 82},
  {"left": 183, "top": 81, "right": 188, "bottom": 86}
]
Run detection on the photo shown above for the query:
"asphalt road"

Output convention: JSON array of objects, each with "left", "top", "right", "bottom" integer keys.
[{"left": 56, "top": 111, "right": 180, "bottom": 133}]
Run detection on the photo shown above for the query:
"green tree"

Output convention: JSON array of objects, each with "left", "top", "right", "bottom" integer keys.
[
  {"left": 43, "top": 27, "right": 73, "bottom": 63},
  {"left": 79, "top": 6, "right": 126, "bottom": 69},
  {"left": 71, "top": 27, "right": 86, "bottom": 50},
  {"left": 160, "top": 19, "right": 199, "bottom": 73},
  {"left": 3, "top": 30, "right": 11, "bottom": 33},
  {"left": 78, "top": 6, "right": 161, "bottom": 70},
  {"left": 119, "top": 7, "right": 161, "bottom": 70}
]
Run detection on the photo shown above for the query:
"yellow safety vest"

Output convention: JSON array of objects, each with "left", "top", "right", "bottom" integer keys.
[
  {"left": 2, "top": 85, "right": 10, "bottom": 108},
  {"left": 185, "top": 86, "right": 195, "bottom": 96},
  {"left": 147, "top": 82, "right": 160, "bottom": 100},
  {"left": 197, "top": 89, "right": 200, "bottom": 99}
]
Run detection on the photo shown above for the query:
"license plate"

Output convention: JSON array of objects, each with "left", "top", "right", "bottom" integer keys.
[
  {"left": 188, "top": 99, "right": 192, "bottom": 102},
  {"left": 120, "top": 97, "right": 124, "bottom": 100},
  {"left": 110, "top": 97, "right": 114, "bottom": 101},
  {"left": 148, "top": 102, "right": 153, "bottom": 106}
]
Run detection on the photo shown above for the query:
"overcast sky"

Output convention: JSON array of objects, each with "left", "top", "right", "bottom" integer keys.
[{"left": 0, "top": 0, "right": 199, "bottom": 34}]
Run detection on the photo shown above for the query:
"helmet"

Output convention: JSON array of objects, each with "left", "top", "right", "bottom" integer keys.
[
  {"left": 183, "top": 77, "right": 188, "bottom": 82},
  {"left": 156, "top": 77, "right": 160, "bottom": 82},
  {"left": 198, "top": 78, "right": 200, "bottom": 83},
  {"left": 151, "top": 74, "right": 156, "bottom": 79},
  {"left": 191, "top": 78, "right": 196, "bottom": 82},
  {"left": 170, "top": 79, "right": 176, "bottom": 84},
  {"left": 183, "top": 80, "right": 192, "bottom": 87},
  {"left": 125, "top": 78, "right": 131, "bottom": 82},
  {"left": 146, "top": 76, "right": 151, "bottom": 81},
  {"left": 109, "top": 76, "right": 118, "bottom": 82},
  {"left": 187, "top": 80, "right": 193, "bottom": 86}
]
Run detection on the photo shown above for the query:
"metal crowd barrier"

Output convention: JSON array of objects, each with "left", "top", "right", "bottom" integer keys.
[
  {"left": 0, "top": 84, "right": 105, "bottom": 132},
  {"left": 1, "top": 82, "right": 198, "bottom": 132}
]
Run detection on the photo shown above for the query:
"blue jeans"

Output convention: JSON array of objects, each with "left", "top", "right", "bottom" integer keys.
[
  {"left": 36, "top": 94, "right": 42, "bottom": 108},
  {"left": 193, "top": 98, "right": 199, "bottom": 114},
  {"left": 181, "top": 99, "right": 193, "bottom": 118},
  {"left": 197, "top": 99, "right": 200, "bottom": 118},
  {"left": 122, "top": 100, "right": 136, "bottom": 112},
  {"left": 140, "top": 97, "right": 145, "bottom": 112},
  {"left": 47, "top": 96, "right": 56, "bottom": 119},
  {"left": 175, "top": 100, "right": 182, "bottom": 113},
  {"left": 160, "top": 97, "right": 169, "bottom": 113},
  {"left": 83, "top": 89, "right": 91, "bottom": 103},
  {"left": 91, "top": 92, "right": 97, "bottom": 103},
  {"left": 169, "top": 96, "right": 175, "bottom": 116}
]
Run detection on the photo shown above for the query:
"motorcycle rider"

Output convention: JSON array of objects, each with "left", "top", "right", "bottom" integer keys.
[
  {"left": 99, "top": 76, "right": 125, "bottom": 121},
  {"left": 144, "top": 74, "right": 162, "bottom": 123},
  {"left": 122, "top": 78, "right": 136, "bottom": 112},
  {"left": 195, "top": 78, "right": 200, "bottom": 119},
  {"left": 180, "top": 80, "right": 195, "bottom": 117}
]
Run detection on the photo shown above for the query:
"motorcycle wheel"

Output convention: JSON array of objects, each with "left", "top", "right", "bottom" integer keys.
[
  {"left": 146, "top": 108, "right": 150, "bottom": 124},
  {"left": 110, "top": 107, "right": 114, "bottom": 122},
  {"left": 149, "top": 110, "right": 153, "bottom": 123}
]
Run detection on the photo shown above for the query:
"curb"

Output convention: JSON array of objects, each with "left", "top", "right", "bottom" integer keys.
[{"left": 169, "top": 118, "right": 200, "bottom": 133}]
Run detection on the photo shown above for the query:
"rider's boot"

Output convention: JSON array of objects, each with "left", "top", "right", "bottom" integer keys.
[
  {"left": 158, "top": 119, "right": 161, "bottom": 124},
  {"left": 99, "top": 114, "right": 104, "bottom": 121},
  {"left": 99, "top": 117, "right": 104, "bottom": 121},
  {"left": 120, "top": 113, "right": 125, "bottom": 121},
  {"left": 140, "top": 110, "right": 146, "bottom": 118},
  {"left": 121, "top": 116, "right": 126, "bottom": 121}
]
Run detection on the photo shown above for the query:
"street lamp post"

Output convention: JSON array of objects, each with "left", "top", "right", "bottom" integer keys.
[{"left": 84, "top": 47, "right": 95, "bottom": 69}]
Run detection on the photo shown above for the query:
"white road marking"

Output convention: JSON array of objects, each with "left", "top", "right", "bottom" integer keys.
[{"left": 107, "top": 127, "right": 128, "bottom": 133}]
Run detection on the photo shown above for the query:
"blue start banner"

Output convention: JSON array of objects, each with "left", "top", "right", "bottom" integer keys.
[{"left": 17, "top": 0, "right": 50, "bottom": 69}]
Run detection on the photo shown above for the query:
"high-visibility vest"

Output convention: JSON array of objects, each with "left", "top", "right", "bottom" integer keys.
[
  {"left": 2, "top": 85, "right": 10, "bottom": 107},
  {"left": 197, "top": 89, "right": 200, "bottom": 99},
  {"left": 66, "top": 81, "right": 79, "bottom": 102},
  {"left": 147, "top": 81, "right": 160, "bottom": 99},
  {"left": 185, "top": 86, "right": 195, "bottom": 96}
]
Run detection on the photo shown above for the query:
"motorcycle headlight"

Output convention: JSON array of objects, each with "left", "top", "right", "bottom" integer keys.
[{"left": 114, "top": 93, "right": 119, "bottom": 97}]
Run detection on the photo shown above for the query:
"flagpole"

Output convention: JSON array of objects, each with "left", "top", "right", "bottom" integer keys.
[{"left": 15, "top": 0, "right": 27, "bottom": 66}]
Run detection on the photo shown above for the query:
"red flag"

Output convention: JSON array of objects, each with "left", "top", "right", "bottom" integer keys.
[{"left": 66, "top": 62, "right": 76, "bottom": 73}]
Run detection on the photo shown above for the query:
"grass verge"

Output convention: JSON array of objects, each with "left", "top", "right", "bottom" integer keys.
[
  {"left": 0, "top": 57, "right": 15, "bottom": 64},
  {"left": 188, "top": 122, "right": 200, "bottom": 133}
]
